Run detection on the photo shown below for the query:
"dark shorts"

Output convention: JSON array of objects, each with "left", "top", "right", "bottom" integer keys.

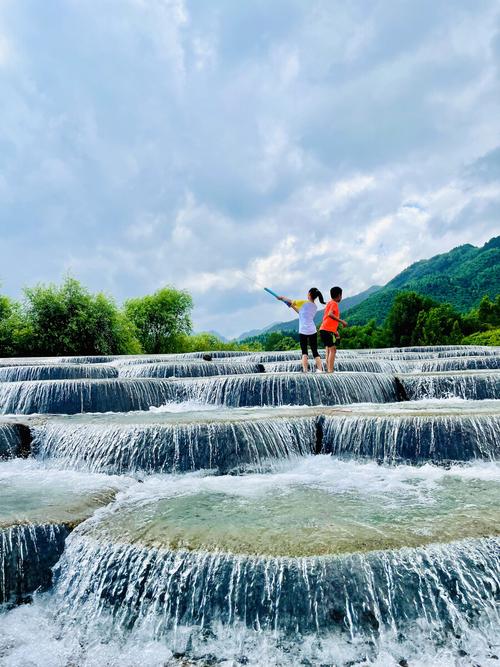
[
  {"left": 299, "top": 333, "right": 319, "bottom": 357},
  {"left": 320, "top": 329, "right": 337, "bottom": 347}
]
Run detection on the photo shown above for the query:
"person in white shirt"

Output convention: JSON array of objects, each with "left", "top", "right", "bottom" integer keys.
[{"left": 278, "top": 288, "right": 325, "bottom": 373}]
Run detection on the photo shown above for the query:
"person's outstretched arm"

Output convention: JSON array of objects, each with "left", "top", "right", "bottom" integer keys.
[{"left": 278, "top": 296, "right": 299, "bottom": 313}]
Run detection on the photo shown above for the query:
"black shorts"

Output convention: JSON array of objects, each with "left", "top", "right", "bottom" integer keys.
[
  {"left": 299, "top": 333, "right": 319, "bottom": 357},
  {"left": 320, "top": 330, "right": 337, "bottom": 347}
]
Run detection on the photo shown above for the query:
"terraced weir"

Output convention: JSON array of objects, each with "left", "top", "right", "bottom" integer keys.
[{"left": 0, "top": 345, "right": 499, "bottom": 667}]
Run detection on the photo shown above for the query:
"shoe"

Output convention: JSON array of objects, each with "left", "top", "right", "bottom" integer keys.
[{"left": 316, "top": 369, "right": 324, "bottom": 373}]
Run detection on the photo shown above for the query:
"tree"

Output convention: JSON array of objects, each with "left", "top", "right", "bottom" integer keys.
[
  {"left": 462, "top": 328, "right": 500, "bottom": 346},
  {"left": 341, "top": 320, "right": 389, "bottom": 349},
  {"left": 0, "top": 295, "right": 27, "bottom": 357},
  {"left": 263, "top": 332, "right": 299, "bottom": 351},
  {"left": 385, "top": 292, "right": 438, "bottom": 346},
  {"left": 411, "top": 304, "right": 463, "bottom": 345},
  {"left": 124, "top": 287, "right": 193, "bottom": 354},
  {"left": 22, "top": 277, "right": 141, "bottom": 356},
  {"left": 477, "top": 295, "right": 500, "bottom": 327}
]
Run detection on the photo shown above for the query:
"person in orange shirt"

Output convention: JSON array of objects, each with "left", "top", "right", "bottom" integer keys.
[{"left": 319, "top": 286, "right": 347, "bottom": 372}]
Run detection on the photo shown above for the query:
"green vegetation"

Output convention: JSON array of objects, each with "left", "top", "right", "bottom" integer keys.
[
  {"left": 239, "top": 292, "right": 500, "bottom": 350},
  {"left": 0, "top": 279, "right": 190, "bottom": 357},
  {"left": 124, "top": 288, "right": 193, "bottom": 354},
  {"left": 345, "top": 236, "right": 500, "bottom": 325},
  {"left": 241, "top": 331, "right": 300, "bottom": 351},
  {"left": 0, "top": 278, "right": 258, "bottom": 357},
  {"left": 0, "top": 275, "right": 498, "bottom": 357},
  {"left": 256, "top": 236, "right": 500, "bottom": 335},
  {"left": 462, "top": 329, "right": 500, "bottom": 346},
  {"left": 178, "top": 332, "right": 259, "bottom": 353}
]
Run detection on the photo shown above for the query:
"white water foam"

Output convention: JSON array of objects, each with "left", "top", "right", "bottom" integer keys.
[
  {"left": 84, "top": 456, "right": 500, "bottom": 516},
  {"left": 148, "top": 400, "right": 220, "bottom": 414},
  {"left": 0, "top": 597, "right": 498, "bottom": 667}
]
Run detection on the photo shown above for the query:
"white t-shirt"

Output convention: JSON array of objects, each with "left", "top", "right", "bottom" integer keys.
[{"left": 292, "top": 300, "right": 318, "bottom": 335}]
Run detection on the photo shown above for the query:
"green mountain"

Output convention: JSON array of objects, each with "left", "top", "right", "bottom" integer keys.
[
  {"left": 345, "top": 236, "right": 500, "bottom": 325},
  {"left": 244, "top": 285, "right": 381, "bottom": 338}
]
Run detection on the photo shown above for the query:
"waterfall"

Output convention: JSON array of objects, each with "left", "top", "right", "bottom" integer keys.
[
  {"left": 399, "top": 372, "right": 500, "bottom": 400},
  {"left": 53, "top": 535, "right": 500, "bottom": 637},
  {"left": 178, "top": 351, "right": 252, "bottom": 359},
  {"left": 0, "top": 423, "right": 21, "bottom": 458},
  {"left": 33, "top": 416, "right": 317, "bottom": 474},
  {"left": 167, "top": 372, "right": 400, "bottom": 407},
  {"left": 0, "top": 364, "right": 119, "bottom": 382},
  {"left": 263, "top": 358, "right": 401, "bottom": 373},
  {"left": 0, "top": 379, "right": 176, "bottom": 415},
  {"left": 419, "top": 356, "right": 500, "bottom": 372},
  {"left": 0, "top": 523, "right": 70, "bottom": 605},
  {"left": 321, "top": 413, "right": 500, "bottom": 462},
  {"left": 0, "top": 422, "right": 30, "bottom": 458},
  {"left": 437, "top": 348, "right": 500, "bottom": 358},
  {"left": 1, "top": 343, "right": 499, "bottom": 665},
  {"left": 118, "top": 360, "right": 265, "bottom": 378}
]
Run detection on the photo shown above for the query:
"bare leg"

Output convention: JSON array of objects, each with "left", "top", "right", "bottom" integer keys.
[
  {"left": 315, "top": 356, "right": 323, "bottom": 372},
  {"left": 326, "top": 346, "right": 335, "bottom": 372},
  {"left": 302, "top": 354, "right": 309, "bottom": 373},
  {"left": 329, "top": 346, "right": 337, "bottom": 372}
]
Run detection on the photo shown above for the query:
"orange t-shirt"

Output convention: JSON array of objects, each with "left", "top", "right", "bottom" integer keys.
[{"left": 320, "top": 300, "right": 339, "bottom": 333}]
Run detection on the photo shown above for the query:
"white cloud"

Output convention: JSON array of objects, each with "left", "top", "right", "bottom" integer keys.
[
  {"left": 310, "top": 175, "right": 376, "bottom": 218},
  {"left": 1, "top": 0, "right": 500, "bottom": 337}
]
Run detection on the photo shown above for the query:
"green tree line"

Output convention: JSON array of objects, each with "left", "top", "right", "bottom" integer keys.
[
  {"left": 0, "top": 277, "right": 255, "bottom": 357},
  {"left": 241, "top": 292, "right": 500, "bottom": 350},
  {"left": 1, "top": 279, "right": 498, "bottom": 357}
]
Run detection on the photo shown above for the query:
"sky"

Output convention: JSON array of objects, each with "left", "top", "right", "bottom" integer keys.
[{"left": 0, "top": 0, "right": 499, "bottom": 339}]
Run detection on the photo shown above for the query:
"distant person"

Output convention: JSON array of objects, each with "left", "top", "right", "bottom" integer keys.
[
  {"left": 320, "top": 286, "right": 347, "bottom": 372},
  {"left": 278, "top": 288, "right": 325, "bottom": 373}
]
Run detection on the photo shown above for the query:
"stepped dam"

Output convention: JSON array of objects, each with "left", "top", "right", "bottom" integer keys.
[{"left": 0, "top": 344, "right": 499, "bottom": 666}]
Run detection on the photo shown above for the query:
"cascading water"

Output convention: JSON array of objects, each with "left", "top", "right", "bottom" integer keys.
[
  {"left": 167, "top": 371, "right": 401, "bottom": 406},
  {"left": 0, "top": 344, "right": 499, "bottom": 667},
  {"left": 0, "top": 378, "right": 176, "bottom": 414},
  {"left": 50, "top": 456, "right": 500, "bottom": 643},
  {"left": 0, "top": 523, "right": 70, "bottom": 605},
  {"left": 0, "top": 364, "right": 119, "bottom": 382},
  {"left": 53, "top": 534, "right": 500, "bottom": 638},
  {"left": 0, "top": 461, "right": 126, "bottom": 608},
  {"left": 399, "top": 370, "right": 500, "bottom": 400},
  {"left": 118, "top": 360, "right": 265, "bottom": 378},
  {"left": 321, "top": 411, "right": 500, "bottom": 462},
  {"left": 419, "top": 355, "right": 500, "bottom": 372},
  {"left": 33, "top": 413, "right": 317, "bottom": 474},
  {"left": 263, "top": 358, "right": 401, "bottom": 373},
  {"left": 0, "top": 422, "right": 25, "bottom": 458}
]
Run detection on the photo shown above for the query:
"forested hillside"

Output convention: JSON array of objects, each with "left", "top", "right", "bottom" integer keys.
[{"left": 344, "top": 236, "right": 500, "bottom": 324}]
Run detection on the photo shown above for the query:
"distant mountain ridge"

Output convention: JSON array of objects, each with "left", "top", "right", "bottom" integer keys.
[
  {"left": 238, "top": 236, "right": 500, "bottom": 338},
  {"left": 345, "top": 236, "right": 500, "bottom": 324}
]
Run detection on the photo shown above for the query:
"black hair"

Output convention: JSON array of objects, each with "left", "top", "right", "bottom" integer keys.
[
  {"left": 330, "top": 286, "right": 342, "bottom": 299},
  {"left": 309, "top": 287, "right": 326, "bottom": 305}
]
